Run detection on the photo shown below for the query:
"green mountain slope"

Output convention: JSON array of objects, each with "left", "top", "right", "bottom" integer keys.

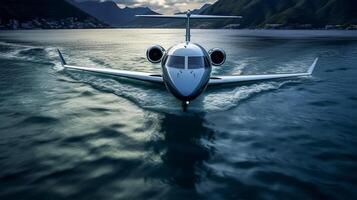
[{"left": 202, "top": 0, "right": 357, "bottom": 28}]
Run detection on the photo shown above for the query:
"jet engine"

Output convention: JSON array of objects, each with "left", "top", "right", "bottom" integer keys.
[
  {"left": 146, "top": 45, "right": 165, "bottom": 63},
  {"left": 208, "top": 48, "right": 226, "bottom": 66}
]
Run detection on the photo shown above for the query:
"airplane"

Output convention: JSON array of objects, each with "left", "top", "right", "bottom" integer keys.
[{"left": 57, "top": 10, "right": 318, "bottom": 111}]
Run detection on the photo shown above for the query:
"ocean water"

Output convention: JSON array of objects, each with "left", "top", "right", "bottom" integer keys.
[{"left": 0, "top": 29, "right": 357, "bottom": 200}]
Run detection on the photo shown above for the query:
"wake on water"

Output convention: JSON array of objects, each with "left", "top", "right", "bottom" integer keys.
[{"left": 0, "top": 41, "right": 308, "bottom": 114}]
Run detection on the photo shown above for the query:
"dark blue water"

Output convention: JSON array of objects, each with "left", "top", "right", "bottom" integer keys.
[{"left": 0, "top": 29, "right": 357, "bottom": 200}]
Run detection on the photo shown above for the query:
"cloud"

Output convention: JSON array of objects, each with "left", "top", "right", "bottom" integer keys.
[{"left": 75, "top": 0, "right": 216, "bottom": 14}]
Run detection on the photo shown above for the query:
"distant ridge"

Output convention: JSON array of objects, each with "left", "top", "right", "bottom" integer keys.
[
  {"left": 202, "top": 0, "right": 357, "bottom": 29},
  {"left": 175, "top": 3, "right": 212, "bottom": 15},
  {"left": 1, "top": 0, "right": 356, "bottom": 30},
  {"left": 71, "top": 0, "right": 160, "bottom": 27},
  {"left": 193, "top": 4, "right": 212, "bottom": 14},
  {"left": 0, "top": 0, "right": 107, "bottom": 29}
]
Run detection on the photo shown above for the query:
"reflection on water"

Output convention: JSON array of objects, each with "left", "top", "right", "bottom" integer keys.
[
  {"left": 0, "top": 29, "right": 357, "bottom": 199},
  {"left": 156, "top": 114, "right": 213, "bottom": 189}
]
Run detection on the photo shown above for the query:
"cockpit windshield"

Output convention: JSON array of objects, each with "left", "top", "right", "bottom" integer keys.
[
  {"left": 166, "top": 55, "right": 185, "bottom": 69},
  {"left": 188, "top": 56, "right": 209, "bottom": 69},
  {"left": 166, "top": 56, "right": 210, "bottom": 69}
]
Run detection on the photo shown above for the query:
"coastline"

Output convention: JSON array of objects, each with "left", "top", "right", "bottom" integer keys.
[{"left": 1, "top": 27, "right": 357, "bottom": 31}]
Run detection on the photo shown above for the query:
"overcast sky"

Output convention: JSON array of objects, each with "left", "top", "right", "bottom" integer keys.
[{"left": 75, "top": 0, "right": 216, "bottom": 14}]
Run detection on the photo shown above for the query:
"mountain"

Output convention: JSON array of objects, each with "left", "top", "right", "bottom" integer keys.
[
  {"left": 71, "top": 0, "right": 159, "bottom": 27},
  {"left": 0, "top": 0, "right": 107, "bottom": 29},
  {"left": 191, "top": 3, "right": 212, "bottom": 14},
  {"left": 2, "top": 0, "right": 355, "bottom": 30},
  {"left": 202, "top": 0, "right": 357, "bottom": 29},
  {"left": 176, "top": 3, "right": 212, "bottom": 15}
]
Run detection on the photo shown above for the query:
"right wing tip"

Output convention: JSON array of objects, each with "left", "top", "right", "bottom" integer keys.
[{"left": 308, "top": 57, "right": 319, "bottom": 75}]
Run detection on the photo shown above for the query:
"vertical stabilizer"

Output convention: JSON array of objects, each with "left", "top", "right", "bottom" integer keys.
[{"left": 186, "top": 10, "right": 191, "bottom": 42}]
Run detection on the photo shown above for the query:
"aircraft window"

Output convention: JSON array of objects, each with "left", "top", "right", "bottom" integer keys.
[
  {"left": 166, "top": 56, "right": 185, "bottom": 69},
  {"left": 188, "top": 56, "right": 207, "bottom": 69}
]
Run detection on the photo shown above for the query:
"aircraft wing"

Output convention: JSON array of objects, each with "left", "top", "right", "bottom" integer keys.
[
  {"left": 209, "top": 58, "right": 318, "bottom": 86},
  {"left": 57, "top": 49, "right": 163, "bottom": 84}
]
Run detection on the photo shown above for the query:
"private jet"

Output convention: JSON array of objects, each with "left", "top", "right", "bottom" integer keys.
[{"left": 57, "top": 10, "right": 318, "bottom": 111}]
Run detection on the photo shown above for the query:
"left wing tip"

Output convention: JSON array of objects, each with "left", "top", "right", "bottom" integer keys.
[{"left": 57, "top": 49, "right": 67, "bottom": 66}]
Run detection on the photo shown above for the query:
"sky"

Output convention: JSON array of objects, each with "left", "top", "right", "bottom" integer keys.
[{"left": 75, "top": 0, "right": 217, "bottom": 14}]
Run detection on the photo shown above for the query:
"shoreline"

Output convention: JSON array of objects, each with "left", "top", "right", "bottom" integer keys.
[
  {"left": 114, "top": 27, "right": 357, "bottom": 31},
  {"left": 1, "top": 27, "right": 357, "bottom": 31}
]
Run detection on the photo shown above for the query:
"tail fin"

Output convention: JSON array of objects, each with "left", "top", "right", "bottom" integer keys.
[{"left": 57, "top": 49, "right": 66, "bottom": 66}]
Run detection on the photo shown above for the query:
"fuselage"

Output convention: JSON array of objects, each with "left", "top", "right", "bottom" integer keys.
[{"left": 161, "top": 42, "right": 212, "bottom": 102}]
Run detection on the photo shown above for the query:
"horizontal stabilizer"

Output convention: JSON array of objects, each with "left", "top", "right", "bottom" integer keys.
[
  {"left": 137, "top": 11, "right": 241, "bottom": 42},
  {"left": 136, "top": 14, "right": 242, "bottom": 19}
]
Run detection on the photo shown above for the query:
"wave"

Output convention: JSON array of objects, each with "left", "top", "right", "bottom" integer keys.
[
  {"left": 0, "top": 41, "right": 310, "bottom": 114},
  {"left": 53, "top": 51, "right": 312, "bottom": 114},
  {"left": 0, "top": 41, "right": 54, "bottom": 64},
  {"left": 62, "top": 67, "right": 304, "bottom": 114}
]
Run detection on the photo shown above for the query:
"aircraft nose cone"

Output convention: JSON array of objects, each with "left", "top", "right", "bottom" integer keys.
[{"left": 168, "top": 68, "right": 204, "bottom": 97}]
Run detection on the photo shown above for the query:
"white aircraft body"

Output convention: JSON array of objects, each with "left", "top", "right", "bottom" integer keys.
[{"left": 57, "top": 10, "right": 318, "bottom": 111}]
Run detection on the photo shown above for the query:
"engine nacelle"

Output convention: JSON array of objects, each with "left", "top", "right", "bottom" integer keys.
[
  {"left": 208, "top": 48, "right": 226, "bottom": 66},
  {"left": 146, "top": 45, "right": 165, "bottom": 63}
]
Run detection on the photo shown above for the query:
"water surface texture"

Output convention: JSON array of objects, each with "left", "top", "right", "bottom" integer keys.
[{"left": 1, "top": 29, "right": 357, "bottom": 200}]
